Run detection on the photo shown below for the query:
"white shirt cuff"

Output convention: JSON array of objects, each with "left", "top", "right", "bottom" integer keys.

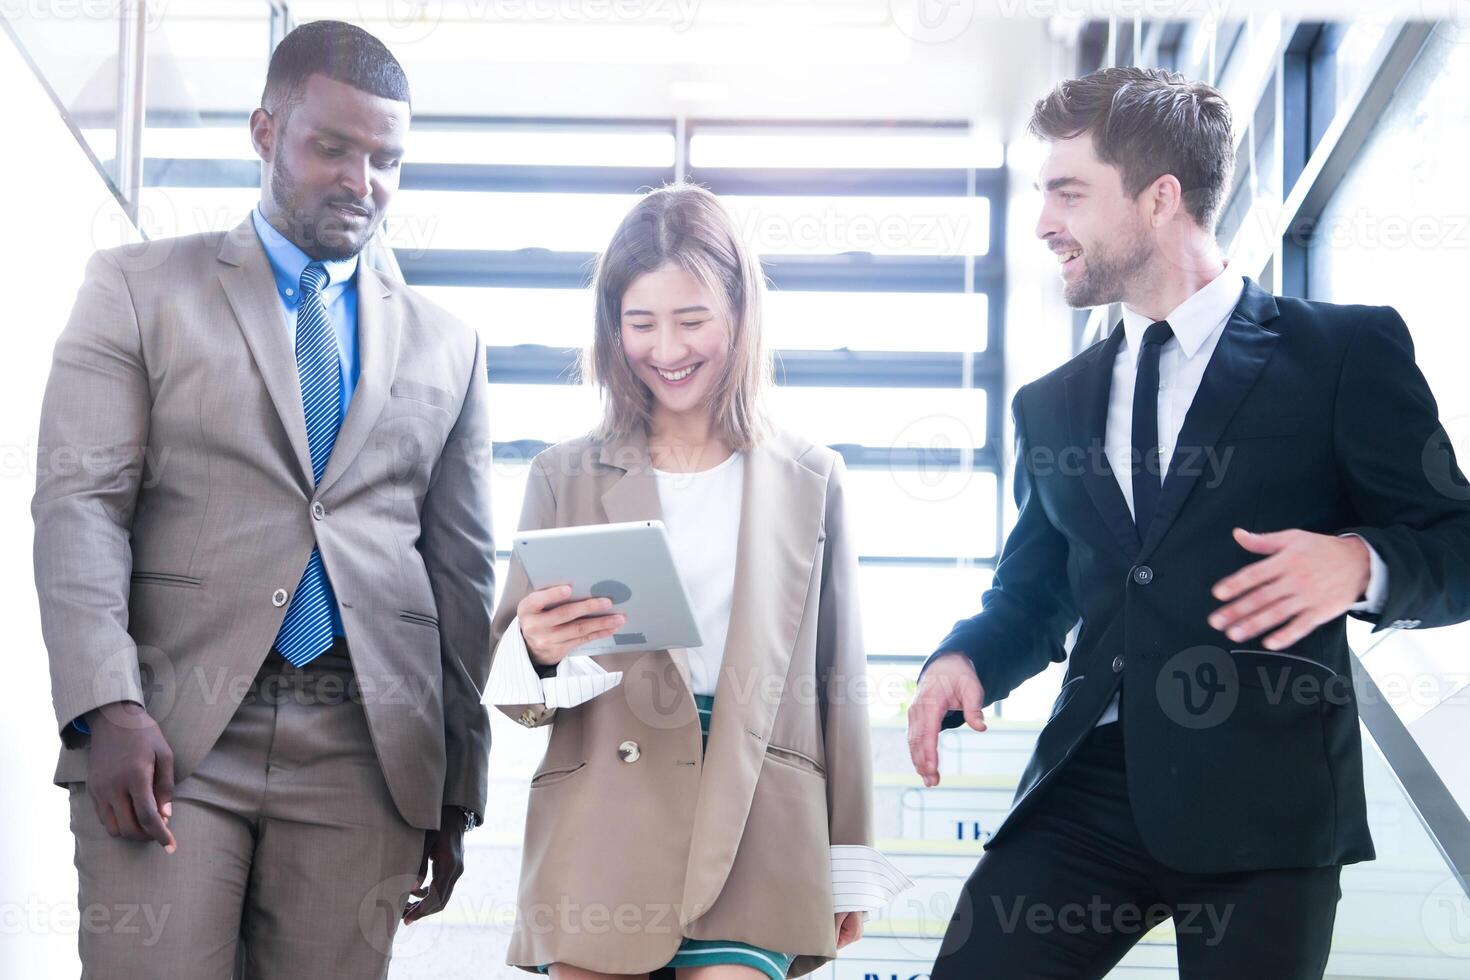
[
  {"left": 485, "top": 615, "right": 625, "bottom": 710},
  {"left": 1340, "top": 534, "right": 1389, "bottom": 614},
  {"left": 831, "top": 844, "right": 913, "bottom": 913}
]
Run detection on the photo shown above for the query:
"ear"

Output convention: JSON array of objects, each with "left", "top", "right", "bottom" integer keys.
[
  {"left": 1144, "top": 173, "right": 1184, "bottom": 227},
  {"left": 249, "top": 108, "right": 275, "bottom": 163}
]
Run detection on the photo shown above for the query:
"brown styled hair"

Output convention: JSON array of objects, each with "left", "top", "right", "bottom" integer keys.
[
  {"left": 1028, "top": 66, "right": 1235, "bottom": 231},
  {"left": 584, "top": 183, "right": 771, "bottom": 450}
]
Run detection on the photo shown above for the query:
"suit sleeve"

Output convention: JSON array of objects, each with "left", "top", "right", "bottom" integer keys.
[
  {"left": 815, "top": 455, "right": 874, "bottom": 849},
  {"left": 921, "top": 387, "right": 1078, "bottom": 719},
  {"left": 1335, "top": 308, "right": 1470, "bottom": 631},
  {"left": 419, "top": 332, "right": 497, "bottom": 820},
  {"left": 32, "top": 249, "right": 151, "bottom": 748},
  {"left": 488, "top": 451, "right": 560, "bottom": 728}
]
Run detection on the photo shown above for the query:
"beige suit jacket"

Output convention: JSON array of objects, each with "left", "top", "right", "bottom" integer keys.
[
  {"left": 491, "top": 426, "right": 874, "bottom": 976},
  {"left": 33, "top": 216, "right": 496, "bottom": 831}
]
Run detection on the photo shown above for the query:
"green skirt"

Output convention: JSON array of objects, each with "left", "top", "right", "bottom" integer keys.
[{"left": 533, "top": 694, "right": 795, "bottom": 980}]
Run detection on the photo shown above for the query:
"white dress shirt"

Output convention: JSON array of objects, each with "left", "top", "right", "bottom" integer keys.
[{"left": 1093, "top": 268, "right": 1387, "bottom": 726}]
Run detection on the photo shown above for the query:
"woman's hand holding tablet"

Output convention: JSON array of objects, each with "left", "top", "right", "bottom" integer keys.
[{"left": 516, "top": 586, "right": 627, "bottom": 667}]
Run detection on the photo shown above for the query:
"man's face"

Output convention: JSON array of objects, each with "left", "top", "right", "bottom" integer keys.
[
  {"left": 1034, "top": 134, "right": 1155, "bottom": 309},
  {"left": 252, "top": 73, "right": 409, "bottom": 261}
]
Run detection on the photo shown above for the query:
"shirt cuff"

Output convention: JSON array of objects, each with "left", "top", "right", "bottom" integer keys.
[
  {"left": 70, "top": 716, "right": 91, "bottom": 736},
  {"left": 1340, "top": 533, "right": 1389, "bottom": 614},
  {"left": 485, "top": 616, "right": 624, "bottom": 710},
  {"left": 830, "top": 844, "right": 914, "bottom": 913}
]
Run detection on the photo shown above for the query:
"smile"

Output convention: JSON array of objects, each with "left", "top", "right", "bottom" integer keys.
[{"left": 655, "top": 363, "right": 703, "bottom": 384}]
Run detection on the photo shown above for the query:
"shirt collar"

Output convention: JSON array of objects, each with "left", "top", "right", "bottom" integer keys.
[
  {"left": 1120, "top": 265, "right": 1246, "bottom": 362},
  {"left": 250, "top": 204, "right": 358, "bottom": 302}
]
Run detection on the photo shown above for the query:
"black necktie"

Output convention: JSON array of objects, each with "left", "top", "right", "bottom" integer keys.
[{"left": 1131, "top": 320, "right": 1174, "bottom": 537}]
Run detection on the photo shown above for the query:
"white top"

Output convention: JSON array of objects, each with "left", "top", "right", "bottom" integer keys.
[
  {"left": 1094, "top": 267, "right": 1386, "bottom": 726},
  {"left": 652, "top": 450, "right": 744, "bottom": 696}
]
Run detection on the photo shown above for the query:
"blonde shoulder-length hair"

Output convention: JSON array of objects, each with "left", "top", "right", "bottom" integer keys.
[{"left": 582, "top": 182, "right": 772, "bottom": 451}]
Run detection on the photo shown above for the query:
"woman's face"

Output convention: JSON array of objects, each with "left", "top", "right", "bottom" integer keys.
[{"left": 619, "top": 263, "right": 732, "bottom": 421}]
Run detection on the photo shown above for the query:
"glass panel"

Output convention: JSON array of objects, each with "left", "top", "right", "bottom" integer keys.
[
  {"left": 767, "top": 385, "right": 987, "bottom": 450},
  {"left": 860, "top": 563, "right": 993, "bottom": 659},
  {"left": 722, "top": 194, "right": 989, "bottom": 257},
  {"left": 388, "top": 189, "right": 641, "bottom": 252},
  {"left": 845, "top": 467, "right": 997, "bottom": 560},
  {"left": 422, "top": 285, "right": 988, "bottom": 353},
  {"left": 691, "top": 127, "right": 1004, "bottom": 169},
  {"left": 405, "top": 126, "right": 674, "bottom": 167},
  {"left": 7, "top": 5, "right": 124, "bottom": 183}
]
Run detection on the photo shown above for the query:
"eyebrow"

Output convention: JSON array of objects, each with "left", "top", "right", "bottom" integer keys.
[
  {"left": 315, "top": 125, "right": 404, "bottom": 157},
  {"left": 621, "top": 306, "right": 712, "bottom": 317},
  {"left": 1034, "top": 176, "right": 1088, "bottom": 192}
]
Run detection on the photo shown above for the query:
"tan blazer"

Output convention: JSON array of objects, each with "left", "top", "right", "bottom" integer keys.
[
  {"left": 32, "top": 216, "right": 496, "bottom": 831},
  {"left": 491, "top": 426, "right": 873, "bottom": 977}
]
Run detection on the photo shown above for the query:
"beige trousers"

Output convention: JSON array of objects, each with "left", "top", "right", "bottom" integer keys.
[{"left": 68, "top": 641, "right": 427, "bottom": 979}]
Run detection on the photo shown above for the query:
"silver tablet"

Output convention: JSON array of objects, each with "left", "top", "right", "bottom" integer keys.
[{"left": 512, "top": 520, "right": 703, "bottom": 655}]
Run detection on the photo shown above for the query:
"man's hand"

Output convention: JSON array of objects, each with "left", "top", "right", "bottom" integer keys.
[
  {"left": 403, "top": 806, "right": 466, "bottom": 924},
  {"left": 1209, "top": 528, "right": 1372, "bottom": 650},
  {"left": 85, "top": 700, "right": 176, "bottom": 852},
  {"left": 836, "top": 910, "right": 863, "bottom": 949},
  {"left": 907, "top": 652, "right": 987, "bottom": 788}
]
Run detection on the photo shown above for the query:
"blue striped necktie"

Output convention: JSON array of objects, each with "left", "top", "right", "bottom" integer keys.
[{"left": 273, "top": 262, "right": 342, "bottom": 666}]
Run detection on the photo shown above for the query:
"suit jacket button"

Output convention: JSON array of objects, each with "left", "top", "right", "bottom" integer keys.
[
  {"left": 311, "top": 501, "right": 325, "bottom": 520},
  {"left": 1112, "top": 655, "right": 1125, "bottom": 673},
  {"left": 271, "top": 588, "right": 289, "bottom": 607},
  {"left": 618, "top": 740, "right": 641, "bottom": 763},
  {"left": 1132, "top": 565, "right": 1154, "bottom": 585}
]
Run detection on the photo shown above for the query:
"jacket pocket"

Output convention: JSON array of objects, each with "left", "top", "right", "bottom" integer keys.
[
  {"left": 530, "top": 761, "right": 587, "bottom": 788},
  {"left": 765, "top": 744, "right": 826, "bottom": 777},
  {"left": 400, "top": 611, "right": 440, "bottom": 630},
  {"left": 130, "top": 571, "right": 202, "bottom": 588},
  {"left": 391, "top": 378, "right": 454, "bottom": 411}
]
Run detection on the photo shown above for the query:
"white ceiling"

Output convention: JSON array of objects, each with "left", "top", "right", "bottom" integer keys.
[{"left": 132, "top": 0, "right": 1066, "bottom": 136}]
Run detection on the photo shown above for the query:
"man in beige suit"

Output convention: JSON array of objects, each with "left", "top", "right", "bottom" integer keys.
[{"left": 32, "top": 21, "right": 494, "bottom": 978}]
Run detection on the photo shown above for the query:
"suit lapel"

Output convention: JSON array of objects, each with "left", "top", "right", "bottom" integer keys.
[
  {"left": 1064, "top": 324, "right": 1141, "bottom": 558},
  {"left": 216, "top": 217, "right": 315, "bottom": 492},
  {"left": 682, "top": 432, "right": 827, "bottom": 922},
  {"left": 316, "top": 261, "right": 401, "bottom": 498},
  {"left": 1136, "top": 280, "right": 1281, "bottom": 560}
]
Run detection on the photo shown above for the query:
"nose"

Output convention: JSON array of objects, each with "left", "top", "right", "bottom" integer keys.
[
  {"left": 1035, "top": 200, "right": 1062, "bottom": 242},
  {"left": 339, "top": 152, "right": 371, "bottom": 203},
  {"left": 651, "top": 322, "right": 686, "bottom": 366}
]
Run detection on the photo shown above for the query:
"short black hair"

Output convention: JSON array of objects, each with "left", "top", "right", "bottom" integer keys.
[
  {"left": 261, "top": 20, "right": 410, "bottom": 121},
  {"left": 1029, "top": 66, "right": 1234, "bottom": 231}
]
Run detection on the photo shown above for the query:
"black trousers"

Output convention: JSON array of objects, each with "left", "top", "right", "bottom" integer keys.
[{"left": 929, "top": 721, "right": 1342, "bottom": 979}]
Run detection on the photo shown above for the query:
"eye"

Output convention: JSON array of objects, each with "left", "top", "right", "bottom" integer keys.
[
  {"left": 1060, "top": 192, "right": 1081, "bottom": 203},
  {"left": 628, "top": 322, "right": 655, "bottom": 331},
  {"left": 375, "top": 157, "right": 401, "bottom": 170},
  {"left": 680, "top": 319, "right": 709, "bottom": 329},
  {"left": 318, "top": 143, "right": 344, "bottom": 156}
]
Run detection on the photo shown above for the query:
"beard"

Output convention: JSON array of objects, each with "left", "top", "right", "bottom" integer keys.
[
  {"left": 267, "top": 151, "right": 375, "bottom": 262},
  {"left": 1063, "top": 223, "right": 1154, "bottom": 309}
]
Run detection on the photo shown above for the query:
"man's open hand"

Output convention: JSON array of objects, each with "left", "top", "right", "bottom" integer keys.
[
  {"left": 907, "top": 652, "right": 987, "bottom": 788},
  {"left": 1210, "top": 528, "right": 1372, "bottom": 650}
]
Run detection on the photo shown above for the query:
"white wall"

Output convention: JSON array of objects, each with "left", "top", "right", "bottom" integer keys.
[{"left": 0, "top": 26, "right": 142, "bottom": 978}]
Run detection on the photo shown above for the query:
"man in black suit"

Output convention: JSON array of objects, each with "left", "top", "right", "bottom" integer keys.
[{"left": 907, "top": 67, "right": 1470, "bottom": 978}]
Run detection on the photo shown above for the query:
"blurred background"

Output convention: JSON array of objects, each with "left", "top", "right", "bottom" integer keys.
[{"left": 3, "top": 1, "right": 1469, "bottom": 976}]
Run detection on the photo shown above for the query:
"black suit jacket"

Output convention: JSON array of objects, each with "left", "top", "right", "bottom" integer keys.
[{"left": 926, "top": 278, "right": 1470, "bottom": 873}]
